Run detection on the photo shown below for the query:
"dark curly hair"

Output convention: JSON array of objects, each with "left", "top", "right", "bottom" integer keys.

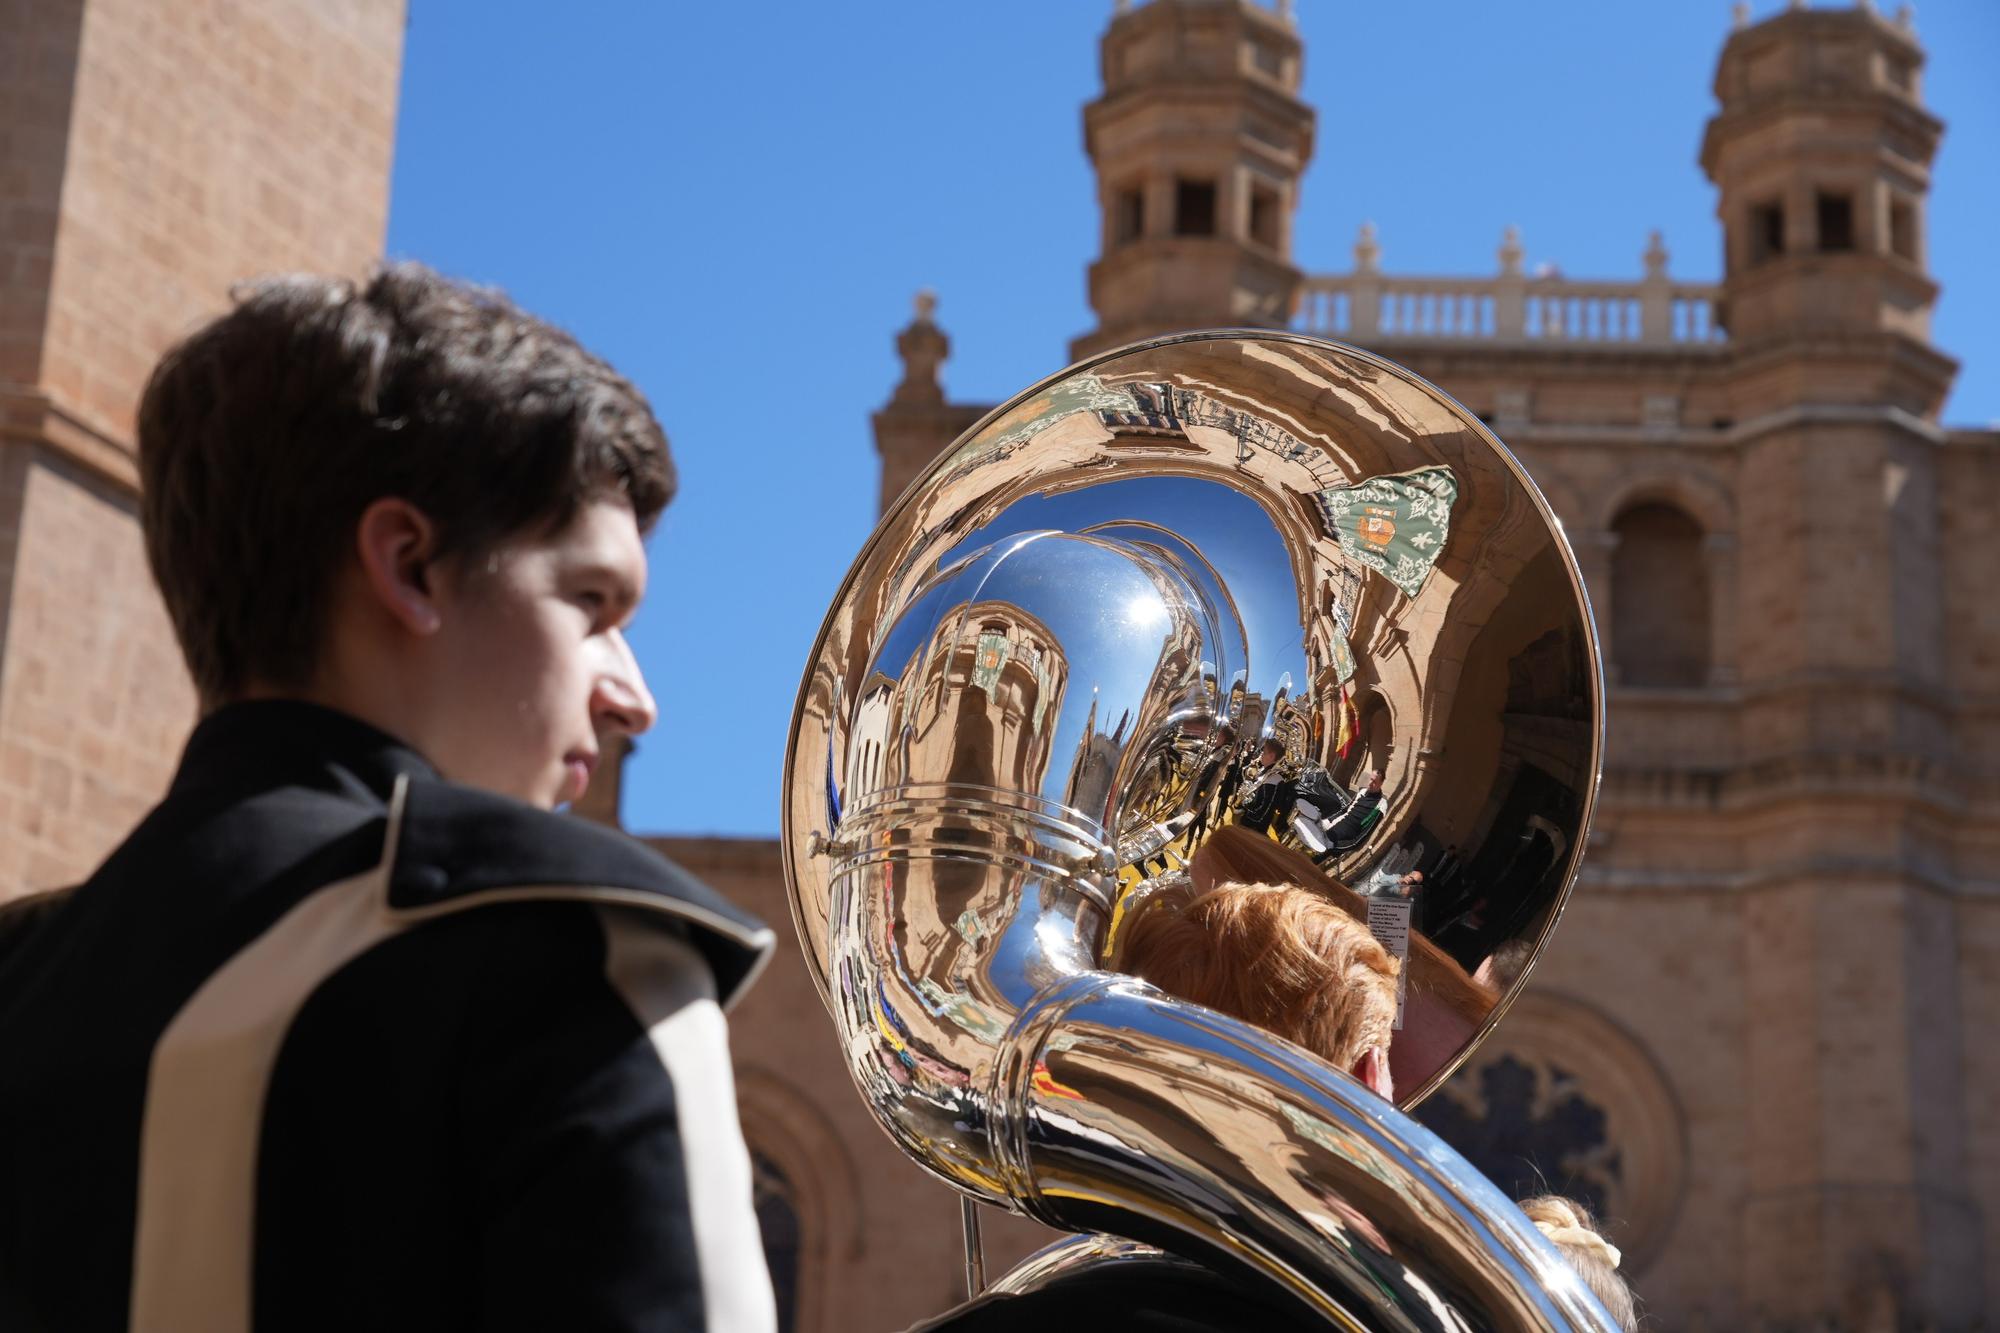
[{"left": 137, "top": 262, "right": 673, "bottom": 704}]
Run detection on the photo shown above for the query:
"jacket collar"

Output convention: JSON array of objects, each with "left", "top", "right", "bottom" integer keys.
[
  {"left": 168, "top": 702, "right": 775, "bottom": 1006},
  {"left": 384, "top": 778, "right": 775, "bottom": 1007},
  {"left": 170, "top": 700, "right": 438, "bottom": 806}
]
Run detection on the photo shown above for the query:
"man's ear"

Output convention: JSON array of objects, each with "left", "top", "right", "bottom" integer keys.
[
  {"left": 1353, "top": 1046, "right": 1395, "bottom": 1103},
  {"left": 355, "top": 498, "right": 442, "bottom": 636}
]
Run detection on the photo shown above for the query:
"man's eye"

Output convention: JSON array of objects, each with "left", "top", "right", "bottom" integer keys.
[{"left": 576, "top": 591, "right": 609, "bottom": 614}]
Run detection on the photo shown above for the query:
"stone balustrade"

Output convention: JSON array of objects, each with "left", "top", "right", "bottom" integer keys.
[{"left": 1296, "top": 225, "right": 1725, "bottom": 348}]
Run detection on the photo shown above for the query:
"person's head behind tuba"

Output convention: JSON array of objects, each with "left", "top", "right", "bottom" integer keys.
[
  {"left": 1520, "top": 1195, "right": 1637, "bottom": 1332},
  {"left": 1116, "top": 880, "right": 1399, "bottom": 1101}
]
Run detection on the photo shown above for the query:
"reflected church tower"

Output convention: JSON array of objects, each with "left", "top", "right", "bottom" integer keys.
[{"left": 846, "top": 604, "right": 1069, "bottom": 807}]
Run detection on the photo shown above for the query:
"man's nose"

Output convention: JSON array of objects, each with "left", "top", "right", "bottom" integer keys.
[{"left": 593, "top": 629, "right": 658, "bottom": 737}]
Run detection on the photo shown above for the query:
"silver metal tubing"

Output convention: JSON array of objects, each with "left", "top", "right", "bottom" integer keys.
[{"left": 960, "top": 1198, "right": 986, "bottom": 1299}]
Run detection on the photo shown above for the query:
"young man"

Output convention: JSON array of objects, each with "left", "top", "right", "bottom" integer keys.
[{"left": 0, "top": 266, "right": 777, "bottom": 1332}]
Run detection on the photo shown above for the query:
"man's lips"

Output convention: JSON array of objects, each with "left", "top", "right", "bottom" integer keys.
[{"left": 562, "top": 751, "right": 599, "bottom": 803}]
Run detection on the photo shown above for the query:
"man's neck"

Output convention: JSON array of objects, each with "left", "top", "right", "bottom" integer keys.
[{"left": 229, "top": 676, "right": 429, "bottom": 765}]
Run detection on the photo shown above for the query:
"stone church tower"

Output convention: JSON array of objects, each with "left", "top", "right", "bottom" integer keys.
[
  {"left": 1071, "top": 0, "right": 1313, "bottom": 359},
  {"left": 1693, "top": 11, "right": 1978, "bottom": 1324}
]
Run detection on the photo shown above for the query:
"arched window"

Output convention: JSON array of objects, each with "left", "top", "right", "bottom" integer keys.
[
  {"left": 751, "top": 1151, "right": 801, "bottom": 1333},
  {"left": 1610, "top": 502, "right": 1710, "bottom": 687},
  {"left": 1363, "top": 699, "right": 1393, "bottom": 776},
  {"left": 1413, "top": 993, "right": 1688, "bottom": 1277},
  {"left": 1333, "top": 693, "right": 1392, "bottom": 787},
  {"left": 1416, "top": 1052, "right": 1617, "bottom": 1222}
]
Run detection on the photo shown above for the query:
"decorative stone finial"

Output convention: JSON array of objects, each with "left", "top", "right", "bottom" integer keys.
[
  {"left": 892, "top": 291, "right": 949, "bottom": 408},
  {"left": 1278, "top": 0, "right": 1296, "bottom": 22},
  {"left": 1114, "top": 0, "right": 1130, "bottom": 12},
  {"left": 1498, "top": 225, "right": 1525, "bottom": 278},
  {"left": 1856, "top": 0, "right": 1876, "bottom": 15},
  {"left": 1644, "top": 230, "right": 1669, "bottom": 279},
  {"left": 1895, "top": 2, "right": 1914, "bottom": 28},
  {"left": 1788, "top": 0, "right": 1805, "bottom": 9},
  {"left": 1353, "top": 221, "right": 1381, "bottom": 274},
  {"left": 1732, "top": 2, "right": 1751, "bottom": 27}
]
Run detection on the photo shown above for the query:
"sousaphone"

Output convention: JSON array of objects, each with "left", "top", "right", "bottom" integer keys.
[{"left": 783, "top": 331, "right": 1617, "bottom": 1329}]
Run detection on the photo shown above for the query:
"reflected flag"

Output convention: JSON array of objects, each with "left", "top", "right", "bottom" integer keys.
[
  {"left": 975, "top": 371, "right": 1138, "bottom": 456},
  {"left": 1317, "top": 465, "right": 1460, "bottom": 599},
  {"left": 1335, "top": 684, "right": 1360, "bottom": 759},
  {"left": 1031, "top": 1060, "right": 1087, "bottom": 1102},
  {"left": 1330, "top": 622, "right": 1357, "bottom": 687},
  {"left": 972, "top": 631, "right": 1012, "bottom": 698}
]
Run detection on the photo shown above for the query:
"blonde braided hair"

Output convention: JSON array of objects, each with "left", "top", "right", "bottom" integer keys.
[
  {"left": 1518, "top": 1195, "right": 1636, "bottom": 1331},
  {"left": 1525, "top": 1195, "right": 1622, "bottom": 1269}
]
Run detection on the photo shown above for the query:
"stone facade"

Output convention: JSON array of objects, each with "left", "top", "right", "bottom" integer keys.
[
  {"left": 0, "top": 0, "right": 405, "bottom": 895},
  {"left": 859, "top": 4, "right": 1997, "bottom": 1329}
]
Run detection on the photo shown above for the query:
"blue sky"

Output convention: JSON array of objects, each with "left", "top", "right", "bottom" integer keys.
[{"left": 386, "top": 1, "right": 2000, "bottom": 838}]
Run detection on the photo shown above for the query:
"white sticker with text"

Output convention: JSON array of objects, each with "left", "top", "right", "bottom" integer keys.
[{"left": 1366, "top": 896, "right": 1414, "bottom": 1031}]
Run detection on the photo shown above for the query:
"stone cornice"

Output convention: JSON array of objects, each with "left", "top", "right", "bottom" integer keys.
[
  {"left": 1719, "top": 324, "right": 1959, "bottom": 390},
  {"left": 1577, "top": 858, "right": 1997, "bottom": 900},
  {"left": 1723, "top": 400, "right": 1948, "bottom": 446},
  {"left": 1505, "top": 401, "right": 1949, "bottom": 450},
  {"left": 1599, "top": 750, "right": 1992, "bottom": 820},
  {"left": 0, "top": 385, "right": 138, "bottom": 493},
  {"left": 1700, "top": 88, "right": 1944, "bottom": 170}
]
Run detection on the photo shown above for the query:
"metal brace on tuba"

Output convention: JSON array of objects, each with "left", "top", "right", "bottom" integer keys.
[{"left": 783, "top": 332, "right": 1619, "bottom": 1329}]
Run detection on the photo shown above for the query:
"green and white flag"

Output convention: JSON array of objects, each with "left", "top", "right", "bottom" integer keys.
[
  {"left": 1030, "top": 645, "right": 1059, "bottom": 734},
  {"left": 971, "top": 372, "right": 1139, "bottom": 456},
  {"left": 1317, "top": 466, "right": 1460, "bottom": 599},
  {"left": 971, "top": 631, "right": 1012, "bottom": 698},
  {"left": 1330, "top": 624, "right": 1357, "bottom": 687}
]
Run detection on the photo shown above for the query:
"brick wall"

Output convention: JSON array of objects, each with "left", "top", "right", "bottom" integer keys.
[
  {"left": 0, "top": 0, "right": 84, "bottom": 395},
  {"left": 0, "top": 0, "right": 405, "bottom": 897},
  {"left": 0, "top": 451, "right": 190, "bottom": 891},
  {"left": 38, "top": 0, "right": 404, "bottom": 448}
]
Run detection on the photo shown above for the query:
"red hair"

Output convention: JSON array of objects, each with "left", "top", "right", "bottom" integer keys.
[{"left": 1116, "top": 880, "right": 1399, "bottom": 1070}]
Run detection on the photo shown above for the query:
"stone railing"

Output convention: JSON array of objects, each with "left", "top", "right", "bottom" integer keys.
[{"left": 1296, "top": 225, "right": 1725, "bottom": 348}]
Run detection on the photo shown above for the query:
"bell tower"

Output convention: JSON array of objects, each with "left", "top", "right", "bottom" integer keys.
[
  {"left": 1699, "top": 9, "right": 1980, "bottom": 1328},
  {"left": 1700, "top": 1, "right": 1950, "bottom": 411},
  {"left": 1071, "top": 0, "right": 1315, "bottom": 360}
]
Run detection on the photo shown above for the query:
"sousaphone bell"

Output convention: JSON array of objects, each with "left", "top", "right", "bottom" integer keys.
[{"left": 783, "top": 331, "right": 1616, "bottom": 1329}]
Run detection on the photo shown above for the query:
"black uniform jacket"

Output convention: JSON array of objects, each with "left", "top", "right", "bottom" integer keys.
[{"left": 0, "top": 702, "right": 777, "bottom": 1333}]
